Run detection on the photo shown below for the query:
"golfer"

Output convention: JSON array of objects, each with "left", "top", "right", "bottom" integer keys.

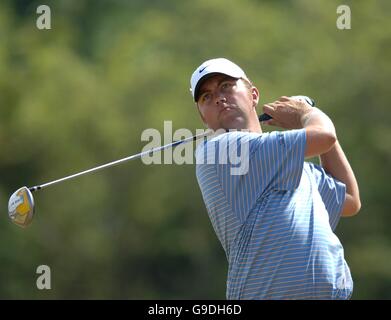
[{"left": 191, "top": 58, "right": 361, "bottom": 299}]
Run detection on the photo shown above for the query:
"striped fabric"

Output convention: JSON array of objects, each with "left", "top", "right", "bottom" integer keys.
[{"left": 195, "top": 129, "right": 353, "bottom": 299}]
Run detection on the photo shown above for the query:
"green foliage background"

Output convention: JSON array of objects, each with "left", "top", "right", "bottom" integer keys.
[{"left": 0, "top": 0, "right": 390, "bottom": 299}]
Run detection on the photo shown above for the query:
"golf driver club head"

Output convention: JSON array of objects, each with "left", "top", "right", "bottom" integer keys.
[
  {"left": 8, "top": 186, "right": 35, "bottom": 228},
  {"left": 259, "top": 95, "right": 316, "bottom": 122}
]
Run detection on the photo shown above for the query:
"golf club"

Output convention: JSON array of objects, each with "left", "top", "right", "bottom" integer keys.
[
  {"left": 8, "top": 130, "right": 214, "bottom": 228},
  {"left": 8, "top": 95, "right": 314, "bottom": 228}
]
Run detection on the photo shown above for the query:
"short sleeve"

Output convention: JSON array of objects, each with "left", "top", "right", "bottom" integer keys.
[
  {"left": 262, "top": 129, "right": 306, "bottom": 191},
  {"left": 195, "top": 129, "right": 306, "bottom": 222},
  {"left": 307, "top": 162, "right": 346, "bottom": 230}
]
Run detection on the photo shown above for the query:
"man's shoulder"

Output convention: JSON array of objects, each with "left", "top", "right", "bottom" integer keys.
[
  {"left": 204, "top": 130, "right": 272, "bottom": 147},
  {"left": 212, "top": 130, "right": 262, "bottom": 141},
  {"left": 195, "top": 131, "right": 263, "bottom": 156}
]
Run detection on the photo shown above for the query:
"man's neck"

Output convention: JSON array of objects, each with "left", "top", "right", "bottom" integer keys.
[
  {"left": 247, "top": 122, "right": 262, "bottom": 134},
  {"left": 246, "top": 113, "right": 263, "bottom": 133}
]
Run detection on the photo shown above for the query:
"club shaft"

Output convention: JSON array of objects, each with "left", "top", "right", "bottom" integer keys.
[
  {"left": 29, "top": 130, "right": 213, "bottom": 192},
  {"left": 28, "top": 96, "right": 315, "bottom": 193}
]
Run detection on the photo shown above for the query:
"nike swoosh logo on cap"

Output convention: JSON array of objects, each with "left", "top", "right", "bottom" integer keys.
[{"left": 199, "top": 66, "right": 207, "bottom": 73}]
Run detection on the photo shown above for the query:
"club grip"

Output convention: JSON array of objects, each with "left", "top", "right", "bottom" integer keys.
[
  {"left": 258, "top": 113, "right": 273, "bottom": 121},
  {"left": 259, "top": 95, "right": 315, "bottom": 122}
]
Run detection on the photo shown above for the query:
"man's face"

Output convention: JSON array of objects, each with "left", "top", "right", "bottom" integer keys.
[{"left": 196, "top": 74, "right": 259, "bottom": 131}]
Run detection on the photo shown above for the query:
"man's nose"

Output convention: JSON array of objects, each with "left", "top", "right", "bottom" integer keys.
[{"left": 214, "top": 91, "right": 227, "bottom": 105}]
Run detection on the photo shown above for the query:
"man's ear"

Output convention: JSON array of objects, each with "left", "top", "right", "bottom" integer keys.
[{"left": 251, "top": 86, "right": 260, "bottom": 108}]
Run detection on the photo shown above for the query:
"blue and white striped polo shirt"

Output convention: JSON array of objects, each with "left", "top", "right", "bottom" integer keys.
[{"left": 195, "top": 129, "right": 352, "bottom": 299}]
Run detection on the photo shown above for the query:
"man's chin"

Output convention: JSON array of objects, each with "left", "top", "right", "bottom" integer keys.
[{"left": 220, "top": 117, "right": 247, "bottom": 131}]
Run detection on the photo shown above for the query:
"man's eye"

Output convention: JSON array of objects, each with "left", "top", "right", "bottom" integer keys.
[
  {"left": 201, "top": 93, "right": 211, "bottom": 101},
  {"left": 221, "top": 82, "right": 233, "bottom": 89}
]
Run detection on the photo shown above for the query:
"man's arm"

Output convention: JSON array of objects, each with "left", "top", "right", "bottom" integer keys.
[
  {"left": 263, "top": 96, "right": 360, "bottom": 216},
  {"left": 299, "top": 107, "right": 361, "bottom": 216},
  {"left": 319, "top": 141, "right": 361, "bottom": 216},
  {"left": 263, "top": 96, "right": 337, "bottom": 158}
]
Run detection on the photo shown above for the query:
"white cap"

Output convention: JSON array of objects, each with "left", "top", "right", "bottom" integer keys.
[{"left": 190, "top": 58, "right": 249, "bottom": 102}]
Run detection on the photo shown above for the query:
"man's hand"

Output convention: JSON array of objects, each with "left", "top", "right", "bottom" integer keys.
[
  {"left": 263, "top": 96, "right": 337, "bottom": 158},
  {"left": 262, "top": 96, "right": 313, "bottom": 129}
]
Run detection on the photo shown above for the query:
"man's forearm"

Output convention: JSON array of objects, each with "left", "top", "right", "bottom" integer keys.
[
  {"left": 301, "top": 107, "right": 336, "bottom": 137},
  {"left": 320, "top": 140, "right": 361, "bottom": 216},
  {"left": 301, "top": 107, "right": 337, "bottom": 158}
]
